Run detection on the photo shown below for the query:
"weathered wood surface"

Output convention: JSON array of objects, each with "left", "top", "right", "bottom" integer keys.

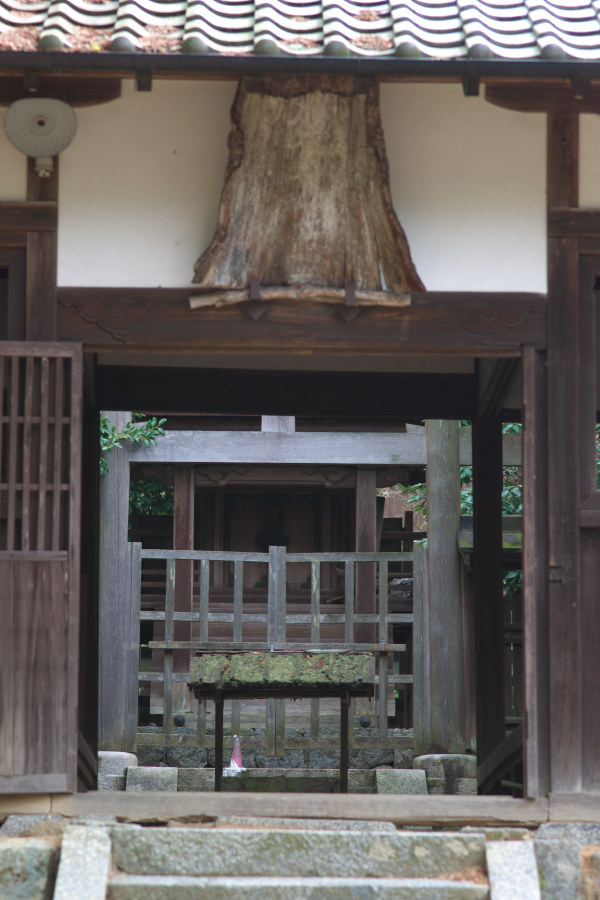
[
  {"left": 577, "top": 254, "right": 600, "bottom": 794},
  {"left": 0, "top": 343, "right": 82, "bottom": 793},
  {"left": 59, "top": 288, "right": 547, "bottom": 356},
  {"left": 49, "top": 792, "right": 550, "bottom": 827},
  {"left": 194, "top": 76, "right": 423, "bottom": 295},
  {"left": 426, "top": 420, "right": 464, "bottom": 754},
  {"left": 522, "top": 347, "right": 550, "bottom": 799},
  {"left": 98, "top": 413, "right": 137, "bottom": 752},
  {"left": 189, "top": 285, "right": 411, "bottom": 310},
  {"left": 546, "top": 112, "right": 582, "bottom": 794},
  {"left": 127, "top": 426, "right": 523, "bottom": 467}
]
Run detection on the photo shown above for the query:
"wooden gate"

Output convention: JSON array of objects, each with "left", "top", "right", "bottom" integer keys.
[{"left": 0, "top": 343, "right": 82, "bottom": 793}]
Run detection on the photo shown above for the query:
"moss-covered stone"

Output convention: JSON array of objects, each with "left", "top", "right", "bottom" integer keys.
[{"left": 189, "top": 653, "right": 376, "bottom": 689}]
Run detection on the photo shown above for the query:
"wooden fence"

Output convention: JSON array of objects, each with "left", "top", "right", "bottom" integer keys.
[{"left": 134, "top": 546, "right": 418, "bottom": 755}]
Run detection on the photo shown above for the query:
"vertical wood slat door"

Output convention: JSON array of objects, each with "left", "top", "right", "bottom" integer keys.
[{"left": 0, "top": 343, "right": 82, "bottom": 793}]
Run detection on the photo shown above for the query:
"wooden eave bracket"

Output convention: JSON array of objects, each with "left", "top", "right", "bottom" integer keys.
[
  {"left": 0, "top": 74, "right": 122, "bottom": 108},
  {"left": 485, "top": 79, "right": 600, "bottom": 113}
]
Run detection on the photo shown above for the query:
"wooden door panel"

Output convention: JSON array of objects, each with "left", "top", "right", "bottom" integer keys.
[{"left": 0, "top": 343, "right": 81, "bottom": 793}]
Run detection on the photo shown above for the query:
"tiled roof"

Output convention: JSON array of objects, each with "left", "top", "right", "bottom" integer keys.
[{"left": 2, "top": 0, "right": 600, "bottom": 61}]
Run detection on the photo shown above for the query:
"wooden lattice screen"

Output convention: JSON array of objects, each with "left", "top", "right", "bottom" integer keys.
[{"left": 0, "top": 343, "right": 82, "bottom": 793}]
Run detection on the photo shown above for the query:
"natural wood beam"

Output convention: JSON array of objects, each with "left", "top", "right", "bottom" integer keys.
[
  {"left": 58, "top": 289, "right": 547, "bottom": 356},
  {"left": 124, "top": 427, "right": 523, "bottom": 467}
]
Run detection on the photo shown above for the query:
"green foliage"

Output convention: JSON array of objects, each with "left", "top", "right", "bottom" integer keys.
[
  {"left": 99, "top": 412, "right": 166, "bottom": 475},
  {"left": 129, "top": 479, "right": 174, "bottom": 516}
]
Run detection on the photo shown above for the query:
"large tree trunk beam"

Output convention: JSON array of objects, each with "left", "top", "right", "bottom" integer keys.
[
  {"left": 189, "top": 284, "right": 411, "bottom": 310},
  {"left": 193, "top": 75, "right": 424, "bottom": 294}
]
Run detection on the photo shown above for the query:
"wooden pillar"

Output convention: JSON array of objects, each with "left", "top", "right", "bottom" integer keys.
[
  {"left": 26, "top": 157, "right": 57, "bottom": 341},
  {"left": 472, "top": 416, "right": 505, "bottom": 763},
  {"left": 522, "top": 347, "right": 550, "bottom": 798},
  {"left": 355, "top": 468, "right": 377, "bottom": 644},
  {"left": 172, "top": 466, "right": 195, "bottom": 714},
  {"left": 98, "top": 411, "right": 136, "bottom": 751},
  {"left": 546, "top": 111, "right": 582, "bottom": 793},
  {"left": 426, "top": 420, "right": 465, "bottom": 753}
]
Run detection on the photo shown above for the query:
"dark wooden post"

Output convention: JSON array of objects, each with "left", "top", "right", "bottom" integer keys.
[
  {"left": 172, "top": 466, "right": 195, "bottom": 714},
  {"left": 355, "top": 468, "right": 377, "bottom": 645},
  {"left": 472, "top": 416, "right": 505, "bottom": 763},
  {"left": 26, "top": 158, "right": 57, "bottom": 341},
  {"left": 98, "top": 411, "right": 136, "bottom": 751},
  {"left": 426, "top": 420, "right": 465, "bottom": 753},
  {"left": 546, "top": 111, "right": 582, "bottom": 793},
  {"left": 522, "top": 346, "right": 550, "bottom": 798}
]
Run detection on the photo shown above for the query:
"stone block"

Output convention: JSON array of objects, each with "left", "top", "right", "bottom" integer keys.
[
  {"left": 413, "top": 754, "right": 477, "bottom": 794},
  {"left": 305, "top": 750, "right": 339, "bottom": 769},
  {"left": 425, "top": 777, "right": 446, "bottom": 795},
  {"left": 98, "top": 774, "right": 126, "bottom": 791},
  {"left": 53, "top": 825, "right": 111, "bottom": 900},
  {"left": 177, "top": 768, "right": 215, "bottom": 792},
  {"left": 110, "top": 825, "right": 486, "bottom": 878},
  {"left": 0, "top": 815, "right": 63, "bottom": 837},
  {"left": 136, "top": 746, "right": 167, "bottom": 767},
  {"left": 0, "top": 838, "right": 58, "bottom": 900},
  {"left": 126, "top": 766, "right": 178, "bottom": 792},
  {"left": 462, "top": 827, "right": 532, "bottom": 841},
  {"left": 350, "top": 749, "right": 395, "bottom": 769},
  {"left": 108, "top": 875, "right": 489, "bottom": 898},
  {"left": 534, "top": 839, "right": 582, "bottom": 900},
  {"left": 166, "top": 747, "right": 208, "bottom": 768},
  {"left": 486, "top": 840, "right": 541, "bottom": 900},
  {"left": 376, "top": 768, "right": 427, "bottom": 794},
  {"left": 455, "top": 777, "right": 477, "bottom": 795},
  {"left": 393, "top": 749, "right": 414, "bottom": 769},
  {"left": 535, "top": 823, "right": 600, "bottom": 845},
  {"left": 347, "top": 770, "right": 376, "bottom": 793},
  {"left": 253, "top": 749, "right": 305, "bottom": 769},
  {"left": 97, "top": 751, "right": 138, "bottom": 777}
]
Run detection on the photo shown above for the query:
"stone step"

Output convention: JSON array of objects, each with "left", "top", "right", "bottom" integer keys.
[
  {"left": 111, "top": 826, "right": 486, "bottom": 879},
  {"left": 108, "top": 874, "right": 489, "bottom": 900}
]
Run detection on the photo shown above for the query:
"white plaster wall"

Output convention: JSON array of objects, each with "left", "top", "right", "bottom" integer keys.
[
  {"left": 58, "top": 79, "right": 236, "bottom": 287},
  {"left": 0, "top": 105, "right": 28, "bottom": 200},
  {"left": 580, "top": 114, "right": 600, "bottom": 207},
  {"left": 53, "top": 79, "right": 547, "bottom": 291},
  {"left": 380, "top": 84, "right": 547, "bottom": 293}
]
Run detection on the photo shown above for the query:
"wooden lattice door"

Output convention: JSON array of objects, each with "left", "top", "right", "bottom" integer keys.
[{"left": 0, "top": 343, "right": 82, "bottom": 792}]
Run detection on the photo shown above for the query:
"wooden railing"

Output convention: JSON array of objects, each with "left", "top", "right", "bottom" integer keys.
[{"left": 133, "top": 545, "right": 419, "bottom": 755}]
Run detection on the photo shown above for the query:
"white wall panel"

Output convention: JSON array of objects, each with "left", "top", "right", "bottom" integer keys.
[{"left": 381, "top": 84, "right": 547, "bottom": 293}]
